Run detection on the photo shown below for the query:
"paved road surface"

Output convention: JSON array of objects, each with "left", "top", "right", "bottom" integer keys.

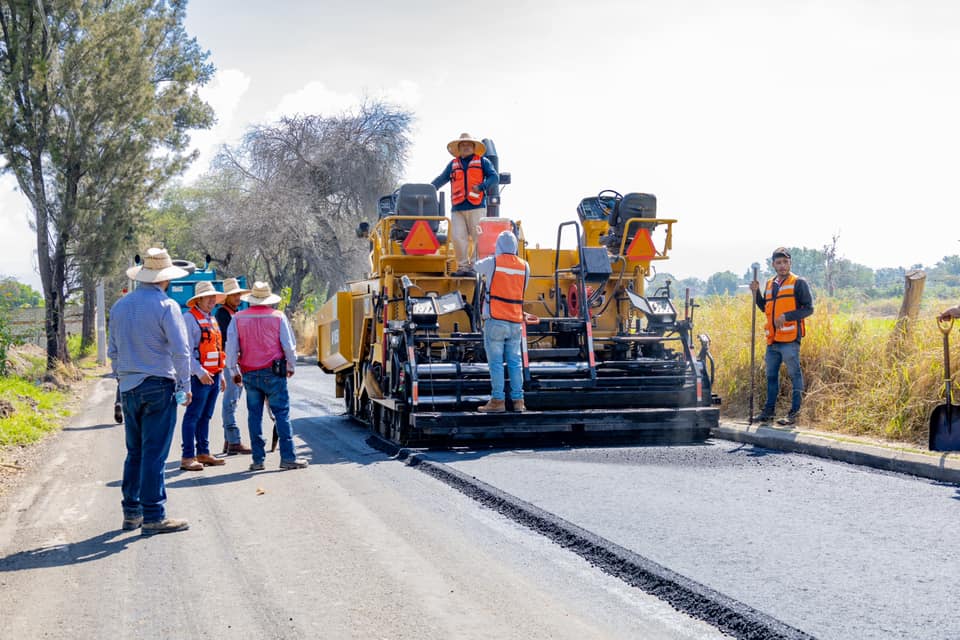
[
  {"left": 0, "top": 367, "right": 722, "bottom": 640},
  {"left": 425, "top": 440, "right": 960, "bottom": 639}
]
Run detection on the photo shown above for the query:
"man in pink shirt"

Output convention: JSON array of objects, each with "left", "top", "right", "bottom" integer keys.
[{"left": 224, "top": 282, "right": 307, "bottom": 471}]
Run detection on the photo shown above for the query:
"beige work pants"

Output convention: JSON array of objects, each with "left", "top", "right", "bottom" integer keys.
[{"left": 451, "top": 207, "right": 485, "bottom": 269}]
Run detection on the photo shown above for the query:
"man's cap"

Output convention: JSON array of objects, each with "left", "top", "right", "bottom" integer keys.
[{"left": 772, "top": 247, "right": 791, "bottom": 260}]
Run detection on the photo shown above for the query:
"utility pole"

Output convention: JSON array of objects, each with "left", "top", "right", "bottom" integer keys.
[{"left": 96, "top": 280, "right": 107, "bottom": 365}]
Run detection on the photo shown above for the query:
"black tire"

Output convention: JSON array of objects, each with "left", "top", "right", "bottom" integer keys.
[{"left": 171, "top": 259, "right": 196, "bottom": 275}]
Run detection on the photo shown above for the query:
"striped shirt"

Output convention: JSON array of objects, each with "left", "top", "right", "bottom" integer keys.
[{"left": 108, "top": 284, "right": 192, "bottom": 393}]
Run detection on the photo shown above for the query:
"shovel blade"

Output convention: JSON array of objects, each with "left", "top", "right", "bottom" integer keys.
[{"left": 929, "top": 404, "right": 960, "bottom": 451}]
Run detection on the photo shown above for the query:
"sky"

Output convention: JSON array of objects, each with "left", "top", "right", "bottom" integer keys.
[{"left": 3, "top": 0, "right": 960, "bottom": 291}]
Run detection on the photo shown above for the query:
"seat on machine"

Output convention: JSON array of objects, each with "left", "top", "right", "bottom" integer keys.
[
  {"left": 392, "top": 184, "right": 441, "bottom": 231},
  {"left": 608, "top": 192, "right": 656, "bottom": 247}
]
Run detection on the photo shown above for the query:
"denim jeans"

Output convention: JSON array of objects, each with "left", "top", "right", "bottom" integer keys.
[
  {"left": 220, "top": 371, "right": 243, "bottom": 445},
  {"left": 764, "top": 341, "right": 804, "bottom": 414},
  {"left": 243, "top": 368, "right": 295, "bottom": 463},
  {"left": 181, "top": 372, "right": 221, "bottom": 458},
  {"left": 121, "top": 376, "right": 178, "bottom": 523},
  {"left": 483, "top": 318, "right": 524, "bottom": 401}
]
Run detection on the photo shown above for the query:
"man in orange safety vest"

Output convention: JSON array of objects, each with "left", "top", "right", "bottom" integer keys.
[
  {"left": 432, "top": 132, "right": 499, "bottom": 277},
  {"left": 476, "top": 230, "right": 529, "bottom": 413}
]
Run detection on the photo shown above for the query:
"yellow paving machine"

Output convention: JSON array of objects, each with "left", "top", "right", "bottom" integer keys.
[{"left": 317, "top": 141, "right": 720, "bottom": 444}]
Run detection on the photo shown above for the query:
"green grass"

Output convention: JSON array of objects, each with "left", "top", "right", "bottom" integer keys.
[
  {"left": 0, "top": 376, "right": 69, "bottom": 446},
  {"left": 699, "top": 294, "right": 950, "bottom": 445}
]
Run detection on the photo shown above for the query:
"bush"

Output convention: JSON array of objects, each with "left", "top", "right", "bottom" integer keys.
[{"left": 699, "top": 294, "right": 948, "bottom": 444}]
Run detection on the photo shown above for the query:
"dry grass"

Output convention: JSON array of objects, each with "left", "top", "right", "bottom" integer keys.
[{"left": 701, "top": 295, "right": 950, "bottom": 445}]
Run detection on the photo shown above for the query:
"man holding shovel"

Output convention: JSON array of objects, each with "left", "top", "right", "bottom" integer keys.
[{"left": 750, "top": 247, "right": 814, "bottom": 426}]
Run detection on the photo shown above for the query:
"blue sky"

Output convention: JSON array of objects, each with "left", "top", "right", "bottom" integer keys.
[{"left": 3, "top": 0, "right": 959, "bottom": 290}]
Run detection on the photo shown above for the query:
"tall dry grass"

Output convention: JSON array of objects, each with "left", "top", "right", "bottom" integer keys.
[{"left": 699, "top": 294, "right": 953, "bottom": 444}]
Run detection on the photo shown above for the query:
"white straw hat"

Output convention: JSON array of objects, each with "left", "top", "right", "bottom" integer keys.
[
  {"left": 126, "top": 248, "right": 189, "bottom": 283},
  {"left": 241, "top": 281, "right": 282, "bottom": 306},
  {"left": 446, "top": 132, "right": 486, "bottom": 156},
  {"left": 186, "top": 280, "right": 226, "bottom": 307},
  {"left": 221, "top": 277, "right": 250, "bottom": 296}
]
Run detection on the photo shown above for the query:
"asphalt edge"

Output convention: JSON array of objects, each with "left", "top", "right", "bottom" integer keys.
[
  {"left": 367, "top": 435, "right": 814, "bottom": 640},
  {"left": 712, "top": 422, "right": 960, "bottom": 485}
]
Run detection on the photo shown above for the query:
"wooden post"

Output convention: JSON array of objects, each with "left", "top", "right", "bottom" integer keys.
[{"left": 889, "top": 270, "right": 926, "bottom": 356}]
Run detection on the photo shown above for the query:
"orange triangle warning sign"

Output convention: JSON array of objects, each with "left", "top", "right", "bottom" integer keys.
[
  {"left": 625, "top": 228, "right": 656, "bottom": 261},
  {"left": 402, "top": 220, "right": 440, "bottom": 255}
]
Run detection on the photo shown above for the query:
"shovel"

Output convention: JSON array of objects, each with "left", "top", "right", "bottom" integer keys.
[{"left": 929, "top": 317, "right": 960, "bottom": 451}]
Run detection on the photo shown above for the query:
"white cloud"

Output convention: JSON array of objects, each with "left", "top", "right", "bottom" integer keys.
[
  {"left": 0, "top": 175, "right": 40, "bottom": 290},
  {"left": 184, "top": 68, "right": 252, "bottom": 181},
  {"left": 266, "top": 80, "right": 421, "bottom": 122}
]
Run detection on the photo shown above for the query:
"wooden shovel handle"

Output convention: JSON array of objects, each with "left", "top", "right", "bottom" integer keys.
[{"left": 938, "top": 317, "right": 954, "bottom": 335}]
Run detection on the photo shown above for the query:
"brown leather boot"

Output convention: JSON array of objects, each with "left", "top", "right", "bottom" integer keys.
[
  {"left": 224, "top": 442, "right": 252, "bottom": 455},
  {"left": 477, "top": 399, "right": 506, "bottom": 413},
  {"left": 196, "top": 453, "right": 225, "bottom": 466},
  {"left": 512, "top": 399, "right": 526, "bottom": 412},
  {"left": 180, "top": 457, "right": 203, "bottom": 471}
]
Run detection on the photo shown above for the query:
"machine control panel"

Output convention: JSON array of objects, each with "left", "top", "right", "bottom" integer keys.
[{"left": 625, "top": 290, "right": 678, "bottom": 324}]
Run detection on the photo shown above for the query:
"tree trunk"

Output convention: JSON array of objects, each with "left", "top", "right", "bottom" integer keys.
[
  {"left": 81, "top": 276, "right": 96, "bottom": 353},
  {"left": 888, "top": 270, "right": 926, "bottom": 358},
  {"left": 893, "top": 270, "right": 926, "bottom": 335}
]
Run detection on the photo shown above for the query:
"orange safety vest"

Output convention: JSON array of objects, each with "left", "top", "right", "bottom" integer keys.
[
  {"left": 764, "top": 273, "right": 805, "bottom": 345},
  {"left": 450, "top": 155, "right": 485, "bottom": 206},
  {"left": 189, "top": 307, "right": 225, "bottom": 373},
  {"left": 488, "top": 254, "right": 527, "bottom": 322}
]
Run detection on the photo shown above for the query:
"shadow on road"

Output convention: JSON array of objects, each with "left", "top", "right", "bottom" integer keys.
[
  {"left": 0, "top": 529, "right": 141, "bottom": 571},
  {"left": 63, "top": 423, "right": 121, "bottom": 432},
  {"left": 726, "top": 442, "right": 790, "bottom": 458}
]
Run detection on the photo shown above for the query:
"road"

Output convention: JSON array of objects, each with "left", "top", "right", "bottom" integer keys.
[{"left": 0, "top": 365, "right": 723, "bottom": 640}]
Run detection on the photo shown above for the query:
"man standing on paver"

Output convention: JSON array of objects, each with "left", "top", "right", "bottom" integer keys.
[{"left": 109, "top": 248, "right": 192, "bottom": 535}]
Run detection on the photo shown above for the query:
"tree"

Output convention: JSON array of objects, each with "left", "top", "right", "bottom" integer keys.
[
  {"left": 0, "top": 276, "right": 42, "bottom": 308},
  {"left": 0, "top": 0, "right": 214, "bottom": 367},
  {"left": 705, "top": 270, "right": 739, "bottom": 296},
  {"left": 204, "top": 102, "right": 413, "bottom": 313}
]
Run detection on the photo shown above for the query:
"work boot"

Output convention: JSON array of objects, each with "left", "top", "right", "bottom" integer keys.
[
  {"left": 777, "top": 412, "right": 799, "bottom": 426},
  {"left": 141, "top": 518, "right": 189, "bottom": 536},
  {"left": 478, "top": 399, "right": 506, "bottom": 413},
  {"left": 223, "top": 442, "right": 252, "bottom": 455},
  {"left": 180, "top": 457, "right": 203, "bottom": 471},
  {"left": 512, "top": 399, "right": 526, "bottom": 412},
  {"left": 196, "top": 453, "right": 225, "bottom": 466},
  {"left": 279, "top": 458, "right": 308, "bottom": 470},
  {"left": 121, "top": 515, "right": 143, "bottom": 531},
  {"left": 753, "top": 412, "right": 775, "bottom": 424}
]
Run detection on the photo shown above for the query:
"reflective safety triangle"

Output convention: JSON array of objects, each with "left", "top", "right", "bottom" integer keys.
[
  {"left": 625, "top": 228, "right": 656, "bottom": 261},
  {"left": 402, "top": 220, "right": 441, "bottom": 255}
]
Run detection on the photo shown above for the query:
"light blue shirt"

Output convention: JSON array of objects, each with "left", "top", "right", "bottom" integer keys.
[
  {"left": 224, "top": 306, "right": 297, "bottom": 377},
  {"left": 108, "top": 284, "right": 191, "bottom": 393}
]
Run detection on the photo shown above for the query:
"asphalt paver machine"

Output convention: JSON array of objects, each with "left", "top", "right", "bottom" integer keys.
[{"left": 317, "top": 142, "right": 720, "bottom": 444}]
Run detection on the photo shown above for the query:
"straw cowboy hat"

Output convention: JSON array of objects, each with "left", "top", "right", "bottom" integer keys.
[
  {"left": 186, "top": 281, "right": 226, "bottom": 307},
  {"left": 126, "top": 247, "right": 189, "bottom": 283},
  {"left": 221, "top": 277, "right": 250, "bottom": 296},
  {"left": 241, "top": 281, "right": 282, "bottom": 306},
  {"left": 446, "top": 132, "right": 486, "bottom": 157}
]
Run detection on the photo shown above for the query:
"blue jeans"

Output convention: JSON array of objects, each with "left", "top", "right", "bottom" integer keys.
[
  {"left": 180, "top": 372, "right": 221, "bottom": 458},
  {"left": 220, "top": 371, "right": 243, "bottom": 444},
  {"left": 121, "top": 377, "right": 178, "bottom": 523},
  {"left": 483, "top": 318, "right": 524, "bottom": 401},
  {"left": 764, "top": 341, "right": 804, "bottom": 414},
  {"left": 243, "top": 368, "right": 295, "bottom": 463}
]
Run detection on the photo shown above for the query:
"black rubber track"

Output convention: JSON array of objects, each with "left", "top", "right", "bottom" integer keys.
[{"left": 368, "top": 435, "right": 815, "bottom": 640}]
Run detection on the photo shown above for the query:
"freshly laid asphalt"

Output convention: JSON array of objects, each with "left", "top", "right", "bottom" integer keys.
[{"left": 409, "top": 422, "right": 960, "bottom": 640}]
